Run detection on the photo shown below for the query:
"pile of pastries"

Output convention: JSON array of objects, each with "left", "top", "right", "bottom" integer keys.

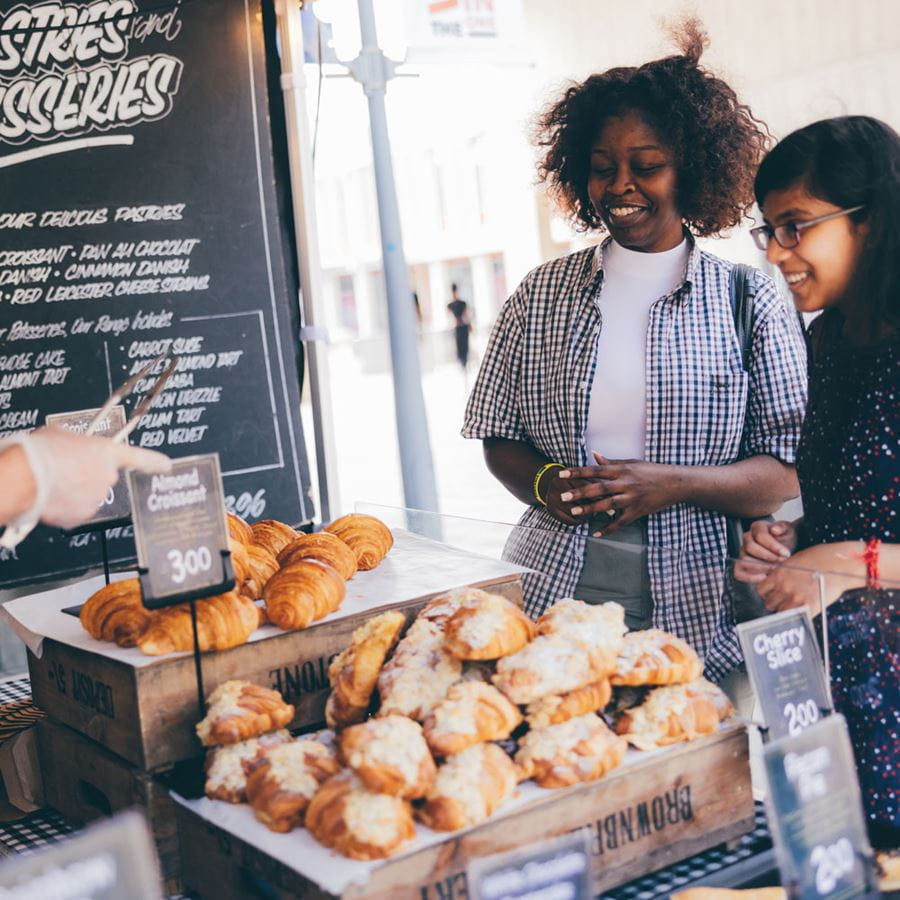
[
  {"left": 199, "top": 588, "right": 734, "bottom": 861},
  {"left": 78, "top": 512, "right": 393, "bottom": 657}
]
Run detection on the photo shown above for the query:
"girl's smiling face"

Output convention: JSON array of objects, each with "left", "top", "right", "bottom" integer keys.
[
  {"left": 588, "top": 111, "right": 684, "bottom": 253},
  {"left": 761, "top": 183, "right": 868, "bottom": 314}
]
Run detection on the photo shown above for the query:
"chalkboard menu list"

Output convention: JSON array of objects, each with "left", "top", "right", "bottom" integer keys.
[{"left": 0, "top": 0, "right": 313, "bottom": 587}]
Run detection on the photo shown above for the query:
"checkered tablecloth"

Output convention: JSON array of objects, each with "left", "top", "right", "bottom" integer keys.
[
  {"left": 0, "top": 808, "right": 74, "bottom": 860},
  {"left": 0, "top": 673, "right": 775, "bottom": 898},
  {"left": 0, "top": 676, "right": 34, "bottom": 707}
]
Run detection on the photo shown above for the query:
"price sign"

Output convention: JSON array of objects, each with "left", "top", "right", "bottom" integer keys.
[
  {"left": 128, "top": 453, "right": 233, "bottom": 608},
  {"left": 0, "top": 810, "right": 160, "bottom": 899},
  {"left": 45, "top": 406, "right": 131, "bottom": 527},
  {"left": 468, "top": 829, "right": 591, "bottom": 900},
  {"left": 738, "top": 609, "right": 831, "bottom": 739},
  {"left": 763, "top": 715, "right": 875, "bottom": 899}
]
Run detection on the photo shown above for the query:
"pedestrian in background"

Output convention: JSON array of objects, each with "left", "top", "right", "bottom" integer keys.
[{"left": 447, "top": 283, "right": 472, "bottom": 372}]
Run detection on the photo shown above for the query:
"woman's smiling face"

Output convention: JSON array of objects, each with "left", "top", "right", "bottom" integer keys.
[
  {"left": 761, "top": 182, "right": 867, "bottom": 314},
  {"left": 588, "top": 110, "right": 684, "bottom": 253}
]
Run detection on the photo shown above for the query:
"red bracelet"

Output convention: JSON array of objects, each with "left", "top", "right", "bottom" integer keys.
[{"left": 862, "top": 538, "right": 881, "bottom": 588}]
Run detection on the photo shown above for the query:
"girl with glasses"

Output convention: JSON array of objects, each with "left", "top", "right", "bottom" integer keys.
[
  {"left": 463, "top": 20, "right": 807, "bottom": 695},
  {"left": 739, "top": 115, "right": 899, "bottom": 844}
]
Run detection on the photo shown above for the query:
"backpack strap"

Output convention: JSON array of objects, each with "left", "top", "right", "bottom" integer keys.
[{"left": 729, "top": 263, "right": 756, "bottom": 372}]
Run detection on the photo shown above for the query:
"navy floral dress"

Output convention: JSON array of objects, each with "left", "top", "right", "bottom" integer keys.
[{"left": 796, "top": 313, "right": 899, "bottom": 844}]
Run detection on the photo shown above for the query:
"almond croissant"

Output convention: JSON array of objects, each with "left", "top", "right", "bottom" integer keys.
[
  {"left": 324, "top": 513, "right": 393, "bottom": 571},
  {"left": 137, "top": 591, "right": 259, "bottom": 656},
  {"left": 196, "top": 680, "right": 295, "bottom": 746},
  {"left": 263, "top": 559, "right": 346, "bottom": 630},
  {"left": 80, "top": 578, "right": 152, "bottom": 648},
  {"left": 277, "top": 532, "right": 358, "bottom": 581}
]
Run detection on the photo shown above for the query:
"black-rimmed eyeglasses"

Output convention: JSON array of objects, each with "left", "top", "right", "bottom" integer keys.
[{"left": 750, "top": 205, "right": 865, "bottom": 251}]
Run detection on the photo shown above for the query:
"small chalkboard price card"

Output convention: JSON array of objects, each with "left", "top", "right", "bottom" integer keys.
[
  {"left": 127, "top": 453, "right": 233, "bottom": 609},
  {"left": 45, "top": 405, "right": 131, "bottom": 528},
  {"left": 763, "top": 715, "right": 876, "bottom": 899},
  {"left": 737, "top": 609, "right": 831, "bottom": 740},
  {"left": 0, "top": 810, "right": 159, "bottom": 899},
  {"left": 468, "top": 829, "right": 591, "bottom": 900}
]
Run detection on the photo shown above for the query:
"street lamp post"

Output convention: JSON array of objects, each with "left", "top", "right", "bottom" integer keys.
[{"left": 347, "top": 0, "right": 439, "bottom": 515}]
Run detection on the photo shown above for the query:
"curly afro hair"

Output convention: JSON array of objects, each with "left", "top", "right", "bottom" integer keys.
[{"left": 535, "top": 19, "right": 770, "bottom": 236}]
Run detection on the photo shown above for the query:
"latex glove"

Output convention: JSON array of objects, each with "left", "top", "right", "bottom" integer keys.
[{"left": 8, "top": 426, "right": 172, "bottom": 530}]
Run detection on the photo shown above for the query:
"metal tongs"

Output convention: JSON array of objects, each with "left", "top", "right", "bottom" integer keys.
[{"left": 0, "top": 353, "right": 179, "bottom": 549}]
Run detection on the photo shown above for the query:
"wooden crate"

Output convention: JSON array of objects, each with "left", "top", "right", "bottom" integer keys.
[
  {"left": 175, "top": 724, "right": 754, "bottom": 900},
  {"left": 27, "top": 573, "right": 522, "bottom": 771},
  {"left": 35, "top": 716, "right": 192, "bottom": 895}
]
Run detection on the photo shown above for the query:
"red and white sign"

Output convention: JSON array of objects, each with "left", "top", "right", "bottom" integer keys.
[{"left": 402, "top": 0, "right": 529, "bottom": 64}]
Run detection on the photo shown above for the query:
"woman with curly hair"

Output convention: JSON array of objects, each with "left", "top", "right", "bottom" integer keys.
[{"left": 463, "top": 22, "right": 807, "bottom": 686}]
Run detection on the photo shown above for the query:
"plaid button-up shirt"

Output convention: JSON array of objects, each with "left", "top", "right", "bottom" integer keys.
[{"left": 463, "top": 238, "right": 808, "bottom": 680}]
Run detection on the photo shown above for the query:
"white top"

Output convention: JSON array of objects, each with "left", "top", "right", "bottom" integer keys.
[{"left": 584, "top": 238, "right": 690, "bottom": 461}]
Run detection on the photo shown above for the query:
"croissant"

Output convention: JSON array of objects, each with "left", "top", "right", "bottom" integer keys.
[
  {"left": 443, "top": 588, "right": 535, "bottom": 660},
  {"left": 615, "top": 679, "right": 733, "bottom": 751},
  {"left": 339, "top": 715, "right": 436, "bottom": 799},
  {"left": 515, "top": 713, "right": 627, "bottom": 788},
  {"left": 536, "top": 599, "right": 626, "bottom": 677},
  {"left": 418, "top": 743, "right": 518, "bottom": 832},
  {"left": 251, "top": 519, "right": 299, "bottom": 557},
  {"left": 423, "top": 681, "right": 522, "bottom": 757},
  {"left": 227, "top": 512, "right": 253, "bottom": 546},
  {"left": 306, "top": 770, "right": 415, "bottom": 860},
  {"left": 327, "top": 610, "right": 405, "bottom": 726},
  {"left": 611, "top": 629, "right": 703, "bottom": 686},
  {"left": 377, "top": 619, "right": 462, "bottom": 721},
  {"left": 138, "top": 591, "right": 260, "bottom": 657},
  {"left": 228, "top": 537, "right": 250, "bottom": 589},
  {"left": 263, "top": 559, "right": 346, "bottom": 631},
  {"left": 80, "top": 578, "right": 151, "bottom": 647},
  {"left": 525, "top": 680, "right": 612, "bottom": 730},
  {"left": 416, "top": 591, "right": 466, "bottom": 629},
  {"left": 243, "top": 544, "right": 279, "bottom": 599},
  {"left": 324, "top": 513, "right": 393, "bottom": 571},
  {"left": 196, "top": 680, "right": 295, "bottom": 746},
  {"left": 325, "top": 692, "right": 369, "bottom": 730},
  {"left": 493, "top": 633, "right": 612, "bottom": 704},
  {"left": 246, "top": 739, "right": 340, "bottom": 832},
  {"left": 276, "top": 532, "right": 358, "bottom": 581},
  {"left": 204, "top": 730, "right": 292, "bottom": 802}
]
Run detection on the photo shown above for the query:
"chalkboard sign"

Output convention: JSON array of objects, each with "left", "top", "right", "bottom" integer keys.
[
  {"left": 0, "top": 0, "right": 313, "bottom": 589},
  {"left": 738, "top": 609, "right": 832, "bottom": 739},
  {"left": 45, "top": 405, "right": 132, "bottom": 527},
  {"left": 763, "top": 715, "right": 875, "bottom": 899},
  {"left": 129, "top": 453, "right": 233, "bottom": 606},
  {"left": 468, "top": 829, "right": 591, "bottom": 900},
  {"left": 0, "top": 809, "right": 160, "bottom": 899}
]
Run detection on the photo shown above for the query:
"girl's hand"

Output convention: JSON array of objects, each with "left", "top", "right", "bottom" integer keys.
[
  {"left": 734, "top": 520, "right": 798, "bottom": 583},
  {"left": 756, "top": 542, "right": 866, "bottom": 616},
  {"left": 556, "top": 453, "right": 678, "bottom": 535}
]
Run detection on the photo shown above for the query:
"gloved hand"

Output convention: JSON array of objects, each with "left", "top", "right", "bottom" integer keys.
[{"left": 7, "top": 426, "right": 172, "bottom": 530}]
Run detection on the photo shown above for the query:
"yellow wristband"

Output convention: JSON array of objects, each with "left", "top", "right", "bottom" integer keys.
[{"left": 533, "top": 462, "right": 564, "bottom": 506}]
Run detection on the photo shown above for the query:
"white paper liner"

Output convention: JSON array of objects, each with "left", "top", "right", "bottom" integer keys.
[
  {"left": 169, "top": 733, "right": 730, "bottom": 897},
  {"left": 0, "top": 530, "right": 528, "bottom": 663}
]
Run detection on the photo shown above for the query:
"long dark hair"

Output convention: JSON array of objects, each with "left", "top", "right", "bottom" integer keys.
[{"left": 754, "top": 115, "right": 900, "bottom": 343}]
